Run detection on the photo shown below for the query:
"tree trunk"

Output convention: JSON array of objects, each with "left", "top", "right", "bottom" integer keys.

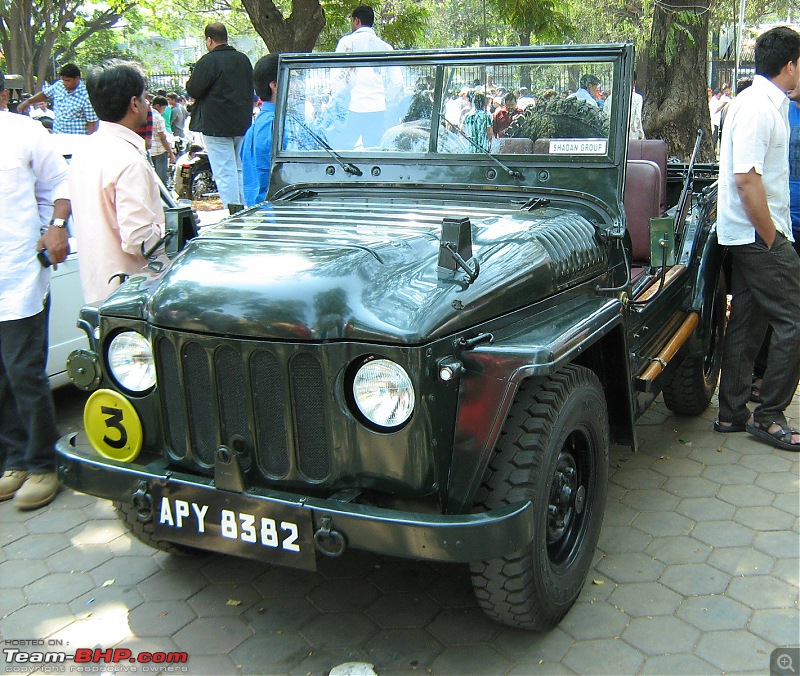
[
  {"left": 240, "top": 0, "right": 326, "bottom": 54},
  {"left": 642, "top": 0, "right": 715, "bottom": 161}
]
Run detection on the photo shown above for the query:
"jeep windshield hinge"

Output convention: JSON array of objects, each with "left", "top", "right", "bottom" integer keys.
[{"left": 439, "top": 217, "right": 480, "bottom": 284}]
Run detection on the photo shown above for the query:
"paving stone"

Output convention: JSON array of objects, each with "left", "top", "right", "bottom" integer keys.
[
  {"left": 307, "top": 577, "right": 381, "bottom": 613},
  {"left": 701, "top": 463, "right": 758, "bottom": 485},
  {"left": 675, "top": 496, "right": 737, "bottom": 521},
  {"left": 597, "top": 525, "right": 652, "bottom": 554},
  {"left": 560, "top": 600, "right": 629, "bottom": 639},
  {"left": 739, "top": 453, "right": 794, "bottom": 473},
  {"left": 3, "top": 533, "right": 70, "bottom": 560},
  {"left": 621, "top": 615, "right": 700, "bottom": 655},
  {"left": 772, "top": 492, "right": 800, "bottom": 516},
  {"left": 106, "top": 532, "right": 166, "bottom": 557},
  {"left": 0, "top": 588, "right": 25, "bottom": 620},
  {"left": 173, "top": 616, "right": 251, "bottom": 655},
  {"left": 772, "top": 558, "right": 800, "bottom": 587},
  {"left": 153, "top": 549, "right": 213, "bottom": 572},
  {"left": 67, "top": 520, "right": 128, "bottom": 546},
  {"left": 749, "top": 608, "right": 800, "bottom": 646},
  {"left": 662, "top": 476, "right": 720, "bottom": 498},
  {"left": 695, "top": 630, "right": 774, "bottom": 672},
  {"left": 127, "top": 600, "right": 196, "bottom": 636},
  {"left": 425, "top": 567, "right": 477, "bottom": 608},
  {"left": 752, "top": 530, "right": 800, "bottom": 558},
  {"left": 69, "top": 586, "right": 145, "bottom": 618},
  {"left": 610, "top": 467, "right": 665, "bottom": 490},
  {"left": 240, "top": 595, "right": 317, "bottom": 633},
  {"left": 50, "top": 613, "right": 134, "bottom": 647},
  {"left": 0, "top": 522, "right": 28, "bottom": 548},
  {"left": 362, "top": 628, "right": 442, "bottom": 671},
  {"left": 365, "top": 592, "right": 440, "bottom": 629},
  {"left": 506, "top": 662, "right": 575, "bottom": 675},
  {"left": 620, "top": 489, "right": 679, "bottom": 512},
  {"left": 607, "top": 582, "right": 682, "bottom": 617},
  {"left": 429, "top": 644, "right": 510, "bottom": 676},
  {"left": 727, "top": 576, "right": 798, "bottom": 610},
  {"left": 691, "top": 520, "right": 755, "bottom": 547},
  {"left": 492, "top": 626, "right": 573, "bottom": 663},
  {"left": 294, "top": 653, "right": 378, "bottom": 676},
  {"left": 2, "top": 603, "right": 74, "bottom": 639},
  {"left": 659, "top": 563, "right": 728, "bottom": 596},
  {"left": 81, "top": 498, "right": 118, "bottom": 520},
  {"left": 199, "top": 556, "right": 269, "bottom": 584},
  {"left": 252, "top": 565, "right": 321, "bottom": 598},
  {"left": 650, "top": 457, "right": 705, "bottom": 477},
  {"left": 24, "top": 571, "right": 94, "bottom": 604},
  {"left": 595, "top": 553, "right": 665, "bottom": 584},
  {"left": 316, "top": 549, "right": 382, "bottom": 580},
  {"left": 177, "top": 655, "right": 239, "bottom": 675},
  {"left": 676, "top": 594, "right": 751, "bottom": 631},
  {"left": 640, "top": 653, "right": 717, "bottom": 674},
  {"left": 645, "top": 536, "right": 712, "bottom": 564},
  {"left": 717, "top": 484, "right": 776, "bottom": 507},
  {"left": 577, "top": 574, "right": 616, "bottom": 603},
  {"left": 53, "top": 490, "right": 97, "bottom": 508},
  {"left": 45, "top": 543, "right": 114, "bottom": 573},
  {"left": 25, "top": 506, "right": 87, "bottom": 533},
  {"left": 707, "top": 546, "right": 775, "bottom": 576},
  {"left": 688, "top": 446, "right": 742, "bottom": 465},
  {"left": 137, "top": 569, "right": 208, "bottom": 601},
  {"left": 187, "top": 582, "right": 260, "bottom": 616},
  {"left": 602, "top": 500, "right": 639, "bottom": 526},
  {"left": 426, "top": 607, "right": 501, "bottom": 645},
  {"left": 89, "top": 555, "right": 161, "bottom": 587},
  {"left": 632, "top": 511, "right": 694, "bottom": 537},
  {"left": 562, "top": 638, "right": 645, "bottom": 675},
  {"left": 755, "top": 471, "right": 798, "bottom": 494},
  {"left": 300, "top": 611, "right": 378, "bottom": 649},
  {"left": 734, "top": 505, "right": 796, "bottom": 531},
  {"left": 369, "top": 558, "right": 438, "bottom": 593},
  {"left": 0, "top": 559, "right": 49, "bottom": 588}
]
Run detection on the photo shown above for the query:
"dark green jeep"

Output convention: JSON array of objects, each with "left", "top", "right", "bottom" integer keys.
[{"left": 57, "top": 44, "right": 724, "bottom": 630}]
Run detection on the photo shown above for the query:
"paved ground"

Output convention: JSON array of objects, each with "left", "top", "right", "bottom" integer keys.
[{"left": 1, "top": 385, "right": 798, "bottom": 676}]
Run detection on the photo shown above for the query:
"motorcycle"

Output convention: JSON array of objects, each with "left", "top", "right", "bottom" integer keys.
[{"left": 174, "top": 148, "right": 217, "bottom": 201}]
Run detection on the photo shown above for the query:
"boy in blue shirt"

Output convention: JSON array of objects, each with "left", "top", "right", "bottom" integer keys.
[{"left": 241, "top": 55, "right": 279, "bottom": 207}]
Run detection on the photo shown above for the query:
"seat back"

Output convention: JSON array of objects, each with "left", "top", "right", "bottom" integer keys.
[
  {"left": 624, "top": 159, "right": 663, "bottom": 262},
  {"left": 627, "top": 139, "right": 668, "bottom": 213}
]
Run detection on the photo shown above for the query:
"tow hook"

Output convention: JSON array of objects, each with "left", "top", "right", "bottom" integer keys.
[
  {"left": 314, "top": 516, "right": 347, "bottom": 557},
  {"left": 132, "top": 481, "right": 153, "bottom": 522}
]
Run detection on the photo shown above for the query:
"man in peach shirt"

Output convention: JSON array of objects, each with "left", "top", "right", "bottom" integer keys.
[{"left": 69, "top": 60, "right": 165, "bottom": 303}]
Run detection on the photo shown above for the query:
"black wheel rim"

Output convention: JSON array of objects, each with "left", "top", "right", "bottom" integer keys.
[{"left": 546, "top": 429, "right": 594, "bottom": 567}]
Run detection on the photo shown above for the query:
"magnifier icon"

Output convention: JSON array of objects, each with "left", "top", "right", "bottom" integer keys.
[{"left": 778, "top": 654, "right": 796, "bottom": 673}]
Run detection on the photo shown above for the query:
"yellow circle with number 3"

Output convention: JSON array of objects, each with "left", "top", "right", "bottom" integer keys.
[{"left": 84, "top": 389, "right": 144, "bottom": 462}]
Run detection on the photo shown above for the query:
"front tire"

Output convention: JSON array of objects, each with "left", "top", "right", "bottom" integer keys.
[
  {"left": 470, "top": 364, "right": 609, "bottom": 631},
  {"left": 115, "top": 501, "right": 198, "bottom": 556}
]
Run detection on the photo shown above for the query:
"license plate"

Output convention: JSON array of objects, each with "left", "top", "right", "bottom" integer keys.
[{"left": 151, "top": 483, "right": 316, "bottom": 570}]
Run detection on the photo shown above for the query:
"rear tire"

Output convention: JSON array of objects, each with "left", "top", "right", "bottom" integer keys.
[
  {"left": 470, "top": 364, "right": 609, "bottom": 630},
  {"left": 663, "top": 275, "right": 725, "bottom": 415}
]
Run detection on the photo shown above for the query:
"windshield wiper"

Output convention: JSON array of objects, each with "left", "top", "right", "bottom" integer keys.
[
  {"left": 437, "top": 104, "right": 523, "bottom": 180},
  {"left": 286, "top": 113, "right": 363, "bottom": 177}
]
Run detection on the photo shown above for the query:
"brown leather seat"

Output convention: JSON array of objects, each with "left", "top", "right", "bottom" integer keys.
[
  {"left": 627, "top": 139, "right": 668, "bottom": 214},
  {"left": 624, "top": 159, "right": 663, "bottom": 263}
]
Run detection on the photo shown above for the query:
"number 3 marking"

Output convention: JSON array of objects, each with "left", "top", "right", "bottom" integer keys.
[{"left": 101, "top": 405, "right": 128, "bottom": 449}]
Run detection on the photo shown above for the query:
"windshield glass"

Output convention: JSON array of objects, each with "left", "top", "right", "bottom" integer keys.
[{"left": 280, "top": 57, "right": 617, "bottom": 157}]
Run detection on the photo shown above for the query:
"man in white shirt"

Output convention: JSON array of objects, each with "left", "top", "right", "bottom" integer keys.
[
  {"left": 333, "top": 4, "right": 402, "bottom": 149},
  {"left": 629, "top": 72, "right": 645, "bottom": 140},
  {"left": 715, "top": 26, "right": 800, "bottom": 452},
  {"left": 568, "top": 74, "right": 600, "bottom": 107},
  {"left": 0, "top": 71, "right": 71, "bottom": 510},
  {"left": 69, "top": 60, "right": 165, "bottom": 304},
  {"left": 150, "top": 95, "right": 176, "bottom": 186}
]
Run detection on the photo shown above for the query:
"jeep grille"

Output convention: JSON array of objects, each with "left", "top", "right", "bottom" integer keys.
[{"left": 154, "top": 331, "right": 331, "bottom": 482}]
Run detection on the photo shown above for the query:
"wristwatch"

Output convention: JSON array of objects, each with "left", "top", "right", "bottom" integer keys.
[{"left": 49, "top": 218, "right": 67, "bottom": 228}]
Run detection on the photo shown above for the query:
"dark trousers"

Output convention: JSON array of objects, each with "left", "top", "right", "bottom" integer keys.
[
  {"left": 0, "top": 300, "right": 59, "bottom": 473},
  {"left": 718, "top": 233, "right": 800, "bottom": 428}
]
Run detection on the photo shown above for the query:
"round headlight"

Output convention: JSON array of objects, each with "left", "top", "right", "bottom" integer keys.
[
  {"left": 352, "top": 359, "right": 415, "bottom": 429},
  {"left": 107, "top": 332, "right": 156, "bottom": 393}
]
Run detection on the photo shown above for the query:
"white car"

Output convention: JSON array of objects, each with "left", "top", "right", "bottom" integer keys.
[{"left": 47, "top": 237, "right": 86, "bottom": 388}]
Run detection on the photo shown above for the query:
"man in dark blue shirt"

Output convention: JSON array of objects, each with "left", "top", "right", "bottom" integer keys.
[{"left": 241, "top": 55, "right": 279, "bottom": 207}]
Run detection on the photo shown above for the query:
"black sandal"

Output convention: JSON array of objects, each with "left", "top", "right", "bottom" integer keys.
[
  {"left": 746, "top": 421, "right": 800, "bottom": 452},
  {"left": 713, "top": 421, "right": 746, "bottom": 433}
]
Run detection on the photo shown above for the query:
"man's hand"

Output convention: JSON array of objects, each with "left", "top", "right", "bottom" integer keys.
[
  {"left": 38, "top": 226, "right": 70, "bottom": 269},
  {"left": 734, "top": 168, "right": 776, "bottom": 247}
]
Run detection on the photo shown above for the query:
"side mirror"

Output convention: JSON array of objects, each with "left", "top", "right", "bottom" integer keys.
[{"left": 164, "top": 206, "right": 198, "bottom": 258}]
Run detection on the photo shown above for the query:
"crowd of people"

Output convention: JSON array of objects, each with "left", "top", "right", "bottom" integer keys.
[{"left": 0, "top": 16, "right": 798, "bottom": 513}]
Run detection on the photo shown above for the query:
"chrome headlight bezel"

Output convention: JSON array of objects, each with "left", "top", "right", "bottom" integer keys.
[
  {"left": 350, "top": 357, "right": 415, "bottom": 431},
  {"left": 106, "top": 331, "right": 156, "bottom": 394}
]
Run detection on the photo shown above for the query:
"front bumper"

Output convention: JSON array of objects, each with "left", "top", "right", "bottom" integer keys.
[{"left": 57, "top": 434, "right": 533, "bottom": 568}]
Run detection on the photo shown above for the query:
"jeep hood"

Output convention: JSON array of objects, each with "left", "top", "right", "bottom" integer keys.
[{"left": 127, "top": 198, "right": 607, "bottom": 343}]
